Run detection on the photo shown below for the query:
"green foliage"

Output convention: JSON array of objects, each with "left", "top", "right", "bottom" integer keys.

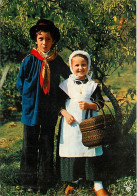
[
  {"left": 1, "top": 0, "right": 136, "bottom": 129},
  {"left": 120, "top": 98, "right": 135, "bottom": 120},
  {"left": 0, "top": 63, "right": 22, "bottom": 119},
  {"left": 1, "top": 0, "right": 136, "bottom": 79},
  {"left": 125, "top": 88, "right": 136, "bottom": 100}
]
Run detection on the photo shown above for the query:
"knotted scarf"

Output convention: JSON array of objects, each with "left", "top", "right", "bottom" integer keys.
[{"left": 31, "top": 48, "right": 58, "bottom": 94}]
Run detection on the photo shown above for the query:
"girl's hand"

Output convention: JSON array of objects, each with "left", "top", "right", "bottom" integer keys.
[
  {"left": 65, "top": 114, "right": 75, "bottom": 125},
  {"left": 78, "top": 101, "right": 88, "bottom": 110},
  {"left": 61, "top": 109, "right": 75, "bottom": 125},
  {"left": 78, "top": 101, "right": 98, "bottom": 111}
]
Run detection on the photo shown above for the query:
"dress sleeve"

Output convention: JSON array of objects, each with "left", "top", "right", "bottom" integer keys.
[{"left": 91, "top": 85, "right": 104, "bottom": 109}]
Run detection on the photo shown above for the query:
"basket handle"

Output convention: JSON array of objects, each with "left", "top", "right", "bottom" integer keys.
[
  {"left": 85, "top": 100, "right": 114, "bottom": 127},
  {"left": 98, "top": 100, "right": 114, "bottom": 117}
]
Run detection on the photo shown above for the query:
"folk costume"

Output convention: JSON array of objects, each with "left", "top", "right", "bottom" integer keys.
[
  {"left": 16, "top": 19, "right": 71, "bottom": 190},
  {"left": 58, "top": 51, "right": 105, "bottom": 183}
]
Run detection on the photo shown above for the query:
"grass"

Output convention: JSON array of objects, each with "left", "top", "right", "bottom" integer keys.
[
  {"left": 0, "top": 120, "right": 136, "bottom": 195},
  {"left": 0, "top": 63, "right": 136, "bottom": 195}
]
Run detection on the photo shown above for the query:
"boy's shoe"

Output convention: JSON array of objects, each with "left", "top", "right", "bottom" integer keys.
[
  {"left": 65, "top": 185, "right": 74, "bottom": 195},
  {"left": 93, "top": 187, "right": 109, "bottom": 196}
]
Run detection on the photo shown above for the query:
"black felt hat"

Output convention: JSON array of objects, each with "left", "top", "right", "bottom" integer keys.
[{"left": 30, "top": 19, "right": 60, "bottom": 42}]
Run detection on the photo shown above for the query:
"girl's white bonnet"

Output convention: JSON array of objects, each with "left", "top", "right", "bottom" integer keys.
[{"left": 69, "top": 50, "right": 91, "bottom": 74}]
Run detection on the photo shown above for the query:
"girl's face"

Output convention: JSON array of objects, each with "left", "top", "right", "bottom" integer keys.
[
  {"left": 71, "top": 56, "right": 88, "bottom": 79},
  {"left": 36, "top": 31, "right": 55, "bottom": 53}
]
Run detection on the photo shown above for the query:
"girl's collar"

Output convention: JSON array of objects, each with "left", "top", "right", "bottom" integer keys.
[
  {"left": 69, "top": 74, "right": 94, "bottom": 85},
  {"left": 69, "top": 73, "right": 92, "bottom": 81},
  {"left": 75, "top": 77, "right": 88, "bottom": 84}
]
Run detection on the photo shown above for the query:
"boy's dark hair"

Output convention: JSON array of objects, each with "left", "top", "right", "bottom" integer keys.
[{"left": 30, "top": 19, "right": 60, "bottom": 42}]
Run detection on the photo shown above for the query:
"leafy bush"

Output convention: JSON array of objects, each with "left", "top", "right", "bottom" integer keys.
[{"left": 0, "top": 63, "right": 22, "bottom": 119}]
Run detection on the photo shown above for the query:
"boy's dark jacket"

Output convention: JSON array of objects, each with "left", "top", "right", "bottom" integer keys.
[{"left": 16, "top": 53, "right": 70, "bottom": 126}]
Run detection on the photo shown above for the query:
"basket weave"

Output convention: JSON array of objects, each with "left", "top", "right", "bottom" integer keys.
[{"left": 79, "top": 103, "right": 115, "bottom": 147}]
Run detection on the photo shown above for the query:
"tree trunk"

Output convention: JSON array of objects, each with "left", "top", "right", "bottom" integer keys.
[
  {"left": 102, "top": 82, "right": 123, "bottom": 133},
  {"left": 0, "top": 66, "right": 9, "bottom": 89}
]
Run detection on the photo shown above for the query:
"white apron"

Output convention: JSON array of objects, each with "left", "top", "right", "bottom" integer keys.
[{"left": 59, "top": 76, "right": 103, "bottom": 157}]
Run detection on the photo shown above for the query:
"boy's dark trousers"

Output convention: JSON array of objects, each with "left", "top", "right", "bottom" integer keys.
[{"left": 20, "top": 123, "right": 55, "bottom": 189}]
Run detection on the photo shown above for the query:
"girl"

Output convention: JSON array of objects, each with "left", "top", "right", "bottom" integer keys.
[
  {"left": 16, "top": 19, "right": 70, "bottom": 192},
  {"left": 58, "top": 51, "right": 108, "bottom": 196}
]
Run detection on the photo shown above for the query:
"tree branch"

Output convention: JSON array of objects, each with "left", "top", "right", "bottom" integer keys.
[
  {"left": 66, "top": 46, "right": 73, "bottom": 52},
  {"left": 0, "top": 66, "right": 10, "bottom": 89}
]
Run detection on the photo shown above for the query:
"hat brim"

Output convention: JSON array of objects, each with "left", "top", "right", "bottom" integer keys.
[{"left": 29, "top": 24, "right": 60, "bottom": 42}]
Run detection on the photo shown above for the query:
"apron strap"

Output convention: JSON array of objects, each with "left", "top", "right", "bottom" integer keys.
[{"left": 85, "top": 109, "right": 92, "bottom": 119}]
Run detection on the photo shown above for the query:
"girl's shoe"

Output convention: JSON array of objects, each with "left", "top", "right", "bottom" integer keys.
[
  {"left": 65, "top": 185, "right": 74, "bottom": 195},
  {"left": 93, "top": 187, "right": 108, "bottom": 196}
]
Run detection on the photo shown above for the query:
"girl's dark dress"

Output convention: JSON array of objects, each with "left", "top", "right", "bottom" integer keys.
[{"left": 57, "top": 79, "right": 105, "bottom": 183}]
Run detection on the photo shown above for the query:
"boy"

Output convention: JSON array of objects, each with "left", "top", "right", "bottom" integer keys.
[{"left": 16, "top": 19, "right": 70, "bottom": 193}]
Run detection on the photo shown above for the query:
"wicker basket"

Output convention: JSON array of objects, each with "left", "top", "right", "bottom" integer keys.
[{"left": 79, "top": 103, "right": 115, "bottom": 147}]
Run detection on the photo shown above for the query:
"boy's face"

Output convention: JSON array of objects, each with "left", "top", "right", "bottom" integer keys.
[
  {"left": 71, "top": 56, "right": 88, "bottom": 79},
  {"left": 35, "top": 31, "right": 55, "bottom": 53}
]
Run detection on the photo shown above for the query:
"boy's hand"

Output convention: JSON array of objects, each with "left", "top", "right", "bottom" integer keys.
[{"left": 61, "top": 109, "right": 75, "bottom": 125}]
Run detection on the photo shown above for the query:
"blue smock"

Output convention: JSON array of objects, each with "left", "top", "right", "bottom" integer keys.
[{"left": 16, "top": 54, "right": 70, "bottom": 126}]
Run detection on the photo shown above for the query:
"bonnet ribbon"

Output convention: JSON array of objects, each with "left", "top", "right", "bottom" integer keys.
[{"left": 31, "top": 48, "right": 58, "bottom": 94}]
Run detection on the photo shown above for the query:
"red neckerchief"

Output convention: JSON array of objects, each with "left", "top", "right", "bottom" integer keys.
[{"left": 31, "top": 48, "right": 58, "bottom": 94}]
